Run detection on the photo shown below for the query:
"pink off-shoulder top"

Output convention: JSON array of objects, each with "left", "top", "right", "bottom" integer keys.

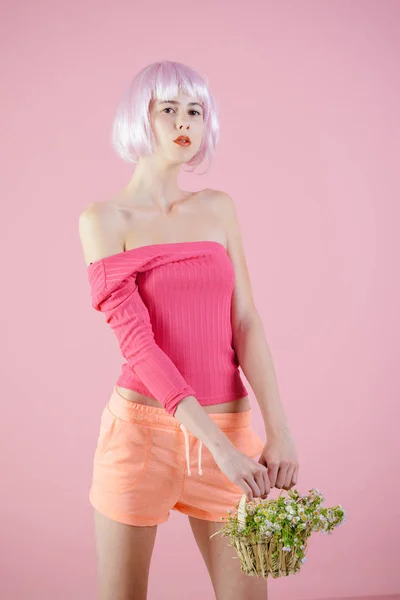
[{"left": 86, "top": 240, "right": 248, "bottom": 416}]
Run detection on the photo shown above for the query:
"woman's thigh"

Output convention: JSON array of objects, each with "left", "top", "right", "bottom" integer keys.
[
  {"left": 93, "top": 508, "right": 158, "bottom": 600},
  {"left": 188, "top": 516, "right": 268, "bottom": 600}
]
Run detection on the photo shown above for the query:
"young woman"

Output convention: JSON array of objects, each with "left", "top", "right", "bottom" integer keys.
[{"left": 79, "top": 60, "right": 299, "bottom": 600}]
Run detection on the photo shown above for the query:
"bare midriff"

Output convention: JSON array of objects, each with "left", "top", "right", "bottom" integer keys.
[{"left": 115, "top": 386, "right": 251, "bottom": 414}]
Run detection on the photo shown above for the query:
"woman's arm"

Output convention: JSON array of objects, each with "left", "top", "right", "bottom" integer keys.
[
  {"left": 233, "top": 316, "right": 291, "bottom": 438},
  {"left": 213, "top": 190, "right": 292, "bottom": 438}
]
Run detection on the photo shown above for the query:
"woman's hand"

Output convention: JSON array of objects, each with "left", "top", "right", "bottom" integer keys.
[
  {"left": 258, "top": 429, "right": 299, "bottom": 490},
  {"left": 212, "top": 444, "right": 271, "bottom": 501}
]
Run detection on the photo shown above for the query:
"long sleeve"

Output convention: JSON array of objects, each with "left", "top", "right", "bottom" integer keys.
[{"left": 88, "top": 265, "right": 196, "bottom": 416}]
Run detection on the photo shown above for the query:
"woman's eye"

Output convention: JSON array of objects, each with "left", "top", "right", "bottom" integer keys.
[{"left": 162, "top": 108, "right": 202, "bottom": 116}]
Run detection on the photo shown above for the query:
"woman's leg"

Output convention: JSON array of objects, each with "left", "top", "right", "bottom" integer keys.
[
  {"left": 188, "top": 515, "right": 268, "bottom": 600},
  {"left": 93, "top": 508, "right": 158, "bottom": 600}
]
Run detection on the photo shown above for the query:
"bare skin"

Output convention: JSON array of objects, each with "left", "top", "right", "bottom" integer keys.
[
  {"left": 93, "top": 510, "right": 157, "bottom": 600},
  {"left": 94, "top": 509, "right": 268, "bottom": 600},
  {"left": 82, "top": 91, "right": 267, "bottom": 599}
]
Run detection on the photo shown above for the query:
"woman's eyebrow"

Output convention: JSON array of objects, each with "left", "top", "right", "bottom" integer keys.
[{"left": 159, "top": 100, "right": 203, "bottom": 109}]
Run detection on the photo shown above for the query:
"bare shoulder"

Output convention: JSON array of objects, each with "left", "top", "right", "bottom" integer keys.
[
  {"left": 203, "top": 188, "right": 239, "bottom": 232},
  {"left": 78, "top": 201, "right": 125, "bottom": 267},
  {"left": 203, "top": 187, "right": 235, "bottom": 210}
]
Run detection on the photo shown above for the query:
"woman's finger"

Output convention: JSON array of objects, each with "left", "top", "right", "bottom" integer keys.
[
  {"left": 262, "top": 466, "right": 271, "bottom": 496},
  {"left": 291, "top": 465, "right": 299, "bottom": 486},
  {"left": 253, "top": 467, "right": 267, "bottom": 497},
  {"left": 240, "top": 477, "right": 255, "bottom": 502},
  {"left": 284, "top": 465, "right": 296, "bottom": 489},
  {"left": 244, "top": 471, "right": 262, "bottom": 499},
  {"left": 275, "top": 463, "right": 290, "bottom": 489}
]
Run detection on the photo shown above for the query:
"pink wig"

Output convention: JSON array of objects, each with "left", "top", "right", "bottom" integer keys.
[{"left": 111, "top": 60, "right": 220, "bottom": 173}]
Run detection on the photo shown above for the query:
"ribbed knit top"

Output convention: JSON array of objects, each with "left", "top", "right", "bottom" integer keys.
[{"left": 87, "top": 240, "right": 248, "bottom": 416}]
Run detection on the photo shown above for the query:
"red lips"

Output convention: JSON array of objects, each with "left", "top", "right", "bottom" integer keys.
[{"left": 173, "top": 135, "right": 191, "bottom": 146}]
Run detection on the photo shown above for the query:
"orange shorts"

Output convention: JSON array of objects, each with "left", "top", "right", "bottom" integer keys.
[{"left": 89, "top": 386, "right": 265, "bottom": 527}]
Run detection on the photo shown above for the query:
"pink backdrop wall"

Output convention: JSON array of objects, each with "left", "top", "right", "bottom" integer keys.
[{"left": 1, "top": 1, "right": 399, "bottom": 599}]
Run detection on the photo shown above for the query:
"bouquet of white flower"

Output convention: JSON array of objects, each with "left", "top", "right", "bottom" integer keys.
[{"left": 210, "top": 488, "right": 346, "bottom": 578}]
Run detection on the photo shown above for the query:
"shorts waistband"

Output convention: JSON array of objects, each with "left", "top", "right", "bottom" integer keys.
[{"left": 108, "top": 386, "right": 252, "bottom": 431}]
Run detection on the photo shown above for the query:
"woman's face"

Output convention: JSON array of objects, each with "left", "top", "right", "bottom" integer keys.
[{"left": 149, "top": 91, "right": 204, "bottom": 163}]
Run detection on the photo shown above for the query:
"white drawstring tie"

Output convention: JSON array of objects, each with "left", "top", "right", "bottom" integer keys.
[{"left": 179, "top": 423, "right": 203, "bottom": 476}]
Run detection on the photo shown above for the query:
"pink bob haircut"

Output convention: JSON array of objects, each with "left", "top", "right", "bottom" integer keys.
[{"left": 111, "top": 60, "right": 220, "bottom": 174}]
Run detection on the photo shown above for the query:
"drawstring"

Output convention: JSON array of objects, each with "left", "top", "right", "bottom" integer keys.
[{"left": 179, "top": 423, "right": 203, "bottom": 476}]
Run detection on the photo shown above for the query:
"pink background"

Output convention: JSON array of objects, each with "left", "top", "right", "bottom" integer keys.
[{"left": 1, "top": 1, "right": 399, "bottom": 599}]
